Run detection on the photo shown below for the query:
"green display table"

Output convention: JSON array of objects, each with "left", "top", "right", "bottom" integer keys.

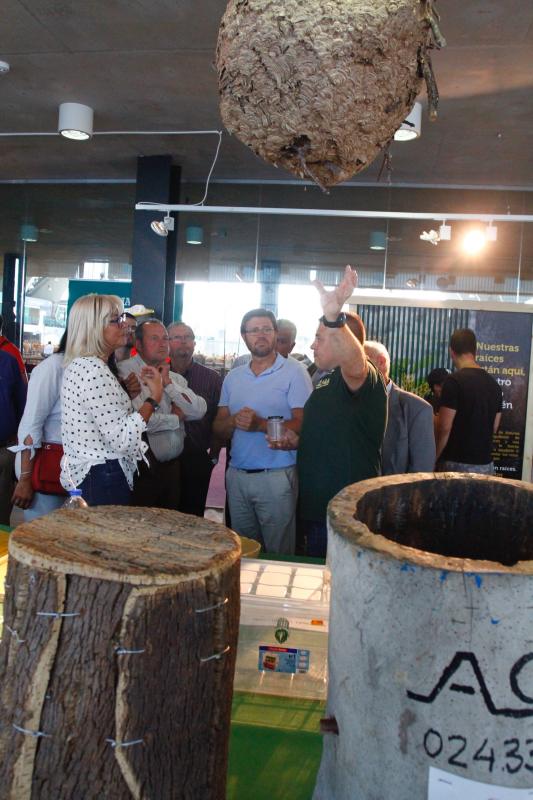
[{"left": 228, "top": 692, "right": 324, "bottom": 800}]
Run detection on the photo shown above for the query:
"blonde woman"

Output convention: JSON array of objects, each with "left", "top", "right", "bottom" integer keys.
[{"left": 61, "top": 294, "right": 163, "bottom": 506}]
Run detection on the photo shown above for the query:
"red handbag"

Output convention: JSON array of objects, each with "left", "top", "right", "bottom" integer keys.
[{"left": 31, "top": 443, "right": 67, "bottom": 495}]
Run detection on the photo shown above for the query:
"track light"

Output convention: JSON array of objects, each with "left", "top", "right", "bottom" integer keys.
[
  {"left": 420, "top": 230, "right": 440, "bottom": 246},
  {"left": 150, "top": 214, "right": 175, "bottom": 237},
  {"left": 438, "top": 222, "right": 451, "bottom": 241},
  {"left": 485, "top": 223, "right": 498, "bottom": 242},
  {"left": 394, "top": 102, "right": 422, "bottom": 142},
  {"left": 58, "top": 102, "right": 94, "bottom": 140},
  {"left": 462, "top": 228, "right": 486, "bottom": 255}
]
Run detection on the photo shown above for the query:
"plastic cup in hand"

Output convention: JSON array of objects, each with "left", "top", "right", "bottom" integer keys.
[{"left": 267, "top": 416, "right": 285, "bottom": 442}]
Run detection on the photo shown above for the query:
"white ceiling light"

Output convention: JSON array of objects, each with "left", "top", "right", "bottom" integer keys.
[
  {"left": 462, "top": 228, "right": 486, "bottom": 255},
  {"left": 420, "top": 229, "right": 440, "bottom": 245},
  {"left": 394, "top": 102, "right": 422, "bottom": 142},
  {"left": 438, "top": 222, "right": 451, "bottom": 240},
  {"left": 485, "top": 223, "right": 498, "bottom": 242},
  {"left": 150, "top": 214, "right": 175, "bottom": 237},
  {"left": 58, "top": 102, "right": 94, "bottom": 140}
]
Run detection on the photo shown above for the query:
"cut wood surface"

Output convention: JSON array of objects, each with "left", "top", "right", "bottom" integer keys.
[{"left": 0, "top": 506, "right": 241, "bottom": 800}]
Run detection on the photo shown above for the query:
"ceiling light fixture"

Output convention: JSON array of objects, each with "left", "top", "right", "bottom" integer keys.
[
  {"left": 186, "top": 225, "right": 204, "bottom": 245},
  {"left": 58, "top": 102, "right": 94, "bottom": 140},
  {"left": 369, "top": 231, "right": 387, "bottom": 250},
  {"left": 20, "top": 223, "right": 38, "bottom": 242},
  {"left": 394, "top": 102, "right": 422, "bottom": 142},
  {"left": 438, "top": 222, "right": 451, "bottom": 240},
  {"left": 420, "top": 229, "right": 440, "bottom": 245},
  {"left": 462, "top": 228, "right": 486, "bottom": 255},
  {"left": 485, "top": 222, "right": 498, "bottom": 242},
  {"left": 150, "top": 214, "right": 175, "bottom": 237}
]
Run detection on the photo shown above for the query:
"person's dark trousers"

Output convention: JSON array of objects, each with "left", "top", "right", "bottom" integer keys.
[
  {"left": 0, "top": 445, "right": 16, "bottom": 525},
  {"left": 79, "top": 460, "right": 131, "bottom": 507},
  {"left": 301, "top": 518, "right": 328, "bottom": 559},
  {"left": 178, "top": 438, "right": 213, "bottom": 517},
  {"left": 132, "top": 450, "right": 181, "bottom": 510}
]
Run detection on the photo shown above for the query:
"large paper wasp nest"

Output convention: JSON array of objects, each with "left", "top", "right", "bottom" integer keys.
[{"left": 216, "top": 0, "right": 444, "bottom": 188}]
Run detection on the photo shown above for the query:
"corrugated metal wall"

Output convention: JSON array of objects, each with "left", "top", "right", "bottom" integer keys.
[{"left": 357, "top": 304, "right": 469, "bottom": 390}]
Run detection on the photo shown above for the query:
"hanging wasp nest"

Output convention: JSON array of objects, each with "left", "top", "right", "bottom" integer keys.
[{"left": 216, "top": 0, "right": 445, "bottom": 189}]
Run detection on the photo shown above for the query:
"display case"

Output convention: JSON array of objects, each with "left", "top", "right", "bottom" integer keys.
[{"left": 235, "top": 559, "right": 330, "bottom": 700}]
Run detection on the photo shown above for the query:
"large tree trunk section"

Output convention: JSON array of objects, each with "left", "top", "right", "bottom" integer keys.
[
  {"left": 216, "top": 0, "right": 442, "bottom": 188},
  {"left": 0, "top": 507, "right": 241, "bottom": 800}
]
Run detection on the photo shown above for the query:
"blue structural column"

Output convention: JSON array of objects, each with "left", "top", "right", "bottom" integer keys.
[
  {"left": 259, "top": 260, "right": 281, "bottom": 316},
  {"left": 131, "top": 156, "right": 180, "bottom": 324},
  {"left": 2, "top": 252, "right": 21, "bottom": 345}
]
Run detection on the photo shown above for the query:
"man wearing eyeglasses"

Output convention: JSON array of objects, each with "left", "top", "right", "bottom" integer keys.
[
  {"left": 213, "top": 309, "right": 313, "bottom": 554},
  {"left": 118, "top": 319, "right": 207, "bottom": 509},
  {"left": 168, "top": 321, "right": 223, "bottom": 517}
]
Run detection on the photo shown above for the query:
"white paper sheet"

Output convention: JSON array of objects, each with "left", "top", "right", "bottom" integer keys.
[{"left": 428, "top": 767, "right": 533, "bottom": 800}]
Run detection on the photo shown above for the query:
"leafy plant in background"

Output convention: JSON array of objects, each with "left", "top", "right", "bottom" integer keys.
[{"left": 391, "top": 353, "right": 441, "bottom": 398}]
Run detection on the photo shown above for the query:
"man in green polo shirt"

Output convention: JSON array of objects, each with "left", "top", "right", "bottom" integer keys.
[{"left": 269, "top": 266, "right": 387, "bottom": 557}]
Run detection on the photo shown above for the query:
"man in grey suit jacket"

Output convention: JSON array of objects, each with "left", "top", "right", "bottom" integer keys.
[{"left": 364, "top": 341, "right": 436, "bottom": 474}]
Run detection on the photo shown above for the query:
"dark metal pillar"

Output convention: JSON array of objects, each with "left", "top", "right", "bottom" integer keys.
[
  {"left": 2, "top": 252, "right": 21, "bottom": 344},
  {"left": 131, "top": 156, "right": 181, "bottom": 324},
  {"left": 259, "top": 260, "right": 281, "bottom": 316}
]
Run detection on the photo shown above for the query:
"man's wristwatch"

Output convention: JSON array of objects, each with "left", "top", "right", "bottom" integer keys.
[
  {"left": 210, "top": 457, "right": 219, "bottom": 466},
  {"left": 145, "top": 397, "right": 160, "bottom": 412},
  {"left": 320, "top": 313, "right": 346, "bottom": 328}
]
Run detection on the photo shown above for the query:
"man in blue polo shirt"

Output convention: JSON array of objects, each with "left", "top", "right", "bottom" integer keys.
[{"left": 213, "top": 309, "right": 312, "bottom": 554}]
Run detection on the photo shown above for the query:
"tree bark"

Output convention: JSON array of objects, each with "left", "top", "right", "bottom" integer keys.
[{"left": 0, "top": 506, "right": 241, "bottom": 800}]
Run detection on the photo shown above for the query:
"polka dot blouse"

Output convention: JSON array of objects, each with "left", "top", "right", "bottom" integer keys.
[{"left": 60, "top": 356, "right": 148, "bottom": 490}]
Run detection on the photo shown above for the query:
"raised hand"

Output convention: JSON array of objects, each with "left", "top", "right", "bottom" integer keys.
[{"left": 312, "top": 264, "right": 358, "bottom": 319}]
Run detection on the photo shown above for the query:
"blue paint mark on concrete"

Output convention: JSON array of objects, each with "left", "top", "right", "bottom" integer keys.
[
  {"left": 465, "top": 572, "right": 483, "bottom": 588},
  {"left": 439, "top": 570, "right": 449, "bottom": 582},
  {"left": 400, "top": 563, "right": 416, "bottom": 574},
  {"left": 491, "top": 618, "right": 500, "bottom": 625}
]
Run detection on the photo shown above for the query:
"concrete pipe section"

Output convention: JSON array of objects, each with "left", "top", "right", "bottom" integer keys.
[{"left": 313, "top": 473, "right": 533, "bottom": 800}]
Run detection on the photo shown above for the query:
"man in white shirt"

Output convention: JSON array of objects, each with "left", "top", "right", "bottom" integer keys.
[{"left": 118, "top": 319, "right": 207, "bottom": 509}]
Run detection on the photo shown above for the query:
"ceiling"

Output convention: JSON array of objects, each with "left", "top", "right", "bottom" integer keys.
[{"left": 1, "top": 0, "right": 533, "bottom": 189}]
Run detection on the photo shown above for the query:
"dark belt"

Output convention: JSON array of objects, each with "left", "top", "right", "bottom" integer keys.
[{"left": 239, "top": 468, "right": 271, "bottom": 474}]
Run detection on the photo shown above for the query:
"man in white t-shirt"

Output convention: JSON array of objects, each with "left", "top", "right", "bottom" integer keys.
[{"left": 118, "top": 319, "right": 206, "bottom": 509}]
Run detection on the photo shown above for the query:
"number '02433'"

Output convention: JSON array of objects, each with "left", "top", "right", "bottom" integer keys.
[{"left": 423, "top": 729, "right": 533, "bottom": 775}]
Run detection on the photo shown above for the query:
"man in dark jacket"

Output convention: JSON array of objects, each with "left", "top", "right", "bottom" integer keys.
[{"left": 364, "top": 340, "right": 435, "bottom": 474}]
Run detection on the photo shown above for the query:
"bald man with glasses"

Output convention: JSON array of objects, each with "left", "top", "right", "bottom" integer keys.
[{"left": 213, "top": 308, "right": 312, "bottom": 554}]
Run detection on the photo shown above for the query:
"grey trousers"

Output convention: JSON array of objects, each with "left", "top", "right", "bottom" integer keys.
[{"left": 226, "top": 465, "right": 297, "bottom": 555}]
